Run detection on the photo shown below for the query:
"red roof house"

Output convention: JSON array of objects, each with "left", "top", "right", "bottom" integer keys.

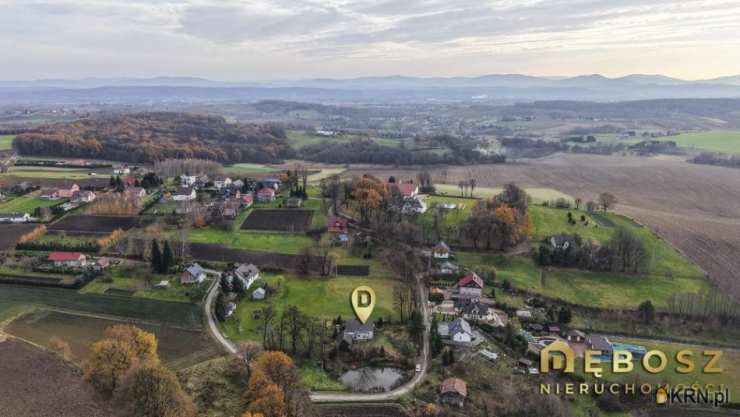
[
  {"left": 396, "top": 182, "right": 419, "bottom": 198},
  {"left": 47, "top": 252, "right": 87, "bottom": 267},
  {"left": 241, "top": 193, "right": 254, "bottom": 207},
  {"left": 327, "top": 215, "right": 349, "bottom": 234},
  {"left": 457, "top": 272, "right": 484, "bottom": 297}
]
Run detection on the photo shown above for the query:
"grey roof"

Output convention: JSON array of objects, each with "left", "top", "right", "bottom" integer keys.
[
  {"left": 235, "top": 263, "right": 259, "bottom": 278},
  {"left": 252, "top": 287, "right": 266, "bottom": 297},
  {"left": 344, "top": 319, "right": 375, "bottom": 333},
  {"left": 448, "top": 318, "right": 472, "bottom": 336},
  {"left": 459, "top": 301, "right": 489, "bottom": 316},
  {"left": 587, "top": 335, "right": 613, "bottom": 353},
  {"left": 186, "top": 263, "right": 205, "bottom": 276}
]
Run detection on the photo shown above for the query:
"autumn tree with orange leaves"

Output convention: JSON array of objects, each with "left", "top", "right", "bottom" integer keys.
[
  {"left": 351, "top": 175, "right": 387, "bottom": 224},
  {"left": 245, "top": 351, "right": 312, "bottom": 417},
  {"left": 462, "top": 183, "right": 532, "bottom": 251}
]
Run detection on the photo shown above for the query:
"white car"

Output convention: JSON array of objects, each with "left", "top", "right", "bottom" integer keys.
[{"left": 415, "top": 364, "right": 422, "bottom": 372}]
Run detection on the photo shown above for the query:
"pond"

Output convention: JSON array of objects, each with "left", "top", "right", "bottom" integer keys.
[{"left": 339, "top": 367, "right": 405, "bottom": 393}]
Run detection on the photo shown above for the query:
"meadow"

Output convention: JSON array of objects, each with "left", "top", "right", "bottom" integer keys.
[
  {"left": 0, "top": 135, "right": 14, "bottom": 151},
  {"left": 187, "top": 228, "right": 314, "bottom": 254},
  {"left": 286, "top": 130, "right": 403, "bottom": 149},
  {"left": 220, "top": 273, "right": 397, "bottom": 342},
  {"left": 222, "top": 163, "right": 279, "bottom": 175},
  {"left": 433, "top": 184, "right": 573, "bottom": 203},
  {"left": 662, "top": 130, "right": 740, "bottom": 154},
  {"left": 0, "top": 166, "right": 103, "bottom": 179},
  {"left": 0, "top": 190, "right": 61, "bottom": 213}
]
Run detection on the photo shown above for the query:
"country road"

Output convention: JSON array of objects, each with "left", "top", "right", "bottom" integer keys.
[{"left": 203, "top": 268, "right": 432, "bottom": 403}]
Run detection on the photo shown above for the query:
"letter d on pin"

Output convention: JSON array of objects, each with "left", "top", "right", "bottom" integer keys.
[{"left": 351, "top": 286, "right": 376, "bottom": 324}]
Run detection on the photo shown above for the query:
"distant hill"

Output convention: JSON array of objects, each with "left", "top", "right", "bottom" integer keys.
[{"left": 14, "top": 112, "right": 294, "bottom": 164}]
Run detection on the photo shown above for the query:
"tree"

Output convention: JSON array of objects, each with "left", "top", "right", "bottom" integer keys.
[
  {"left": 49, "top": 336, "right": 72, "bottom": 359},
  {"left": 638, "top": 300, "right": 655, "bottom": 324},
  {"left": 574, "top": 197, "right": 582, "bottom": 210},
  {"left": 558, "top": 307, "right": 572, "bottom": 325},
  {"left": 246, "top": 370, "right": 286, "bottom": 417},
  {"left": 84, "top": 339, "right": 139, "bottom": 397},
  {"left": 104, "top": 325, "right": 160, "bottom": 366},
  {"left": 115, "top": 365, "right": 195, "bottom": 417},
  {"left": 598, "top": 192, "right": 617, "bottom": 212},
  {"left": 608, "top": 227, "right": 647, "bottom": 273},
  {"left": 150, "top": 239, "right": 162, "bottom": 273},
  {"left": 162, "top": 240, "right": 175, "bottom": 273},
  {"left": 586, "top": 200, "right": 598, "bottom": 213}
]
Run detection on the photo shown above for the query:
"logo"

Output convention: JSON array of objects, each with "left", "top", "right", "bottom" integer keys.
[
  {"left": 540, "top": 340, "right": 575, "bottom": 373},
  {"left": 350, "top": 286, "right": 376, "bottom": 324},
  {"left": 656, "top": 386, "right": 668, "bottom": 405}
]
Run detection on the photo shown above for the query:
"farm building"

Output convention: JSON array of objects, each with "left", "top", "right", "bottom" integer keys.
[
  {"left": 457, "top": 272, "right": 484, "bottom": 298},
  {"left": 257, "top": 187, "right": 276, "bottom": 202},
  {"left": 439, "top": 378, "right": 467, "bottom": 408},
  {"left": 342, "top": 319, "right": 375, "bottom": 343},
  {"left": 0, "top": 212, "right": 31, "bottom": 223},
  {"left": 57, "top": 184, "right": 80, "bottom": 199},
  {"left": 47, "top": 252, "right": 87, "bottom": 268},
  {"left": 252, "top": 287, "right": 266, "bottom": 300},
  {"left": 181, "top": 263, "right": 207, "bottom": 284}
]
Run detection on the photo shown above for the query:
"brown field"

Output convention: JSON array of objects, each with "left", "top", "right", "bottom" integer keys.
[
  {"left": 48, "top": 214, "right": 139, "bottom": 235},
  {"left": 0, "top": 223, "right": 38, "bottom": 250},
  {"left": 0, "top": 337, "right": 112, "bottom": 417},
  {"left": 5, "top": 309, "right": 220, "bottom": 369},
  {"left": 345, "top": 154, "right": 740, "bottom": 300},
  {"left": 241, "top": 209, "right": 314, "bottom": 232}
]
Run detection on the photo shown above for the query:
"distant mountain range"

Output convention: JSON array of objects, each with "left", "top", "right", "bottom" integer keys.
[{"left": 2, "top": 73, "right": 740, "bottom": 104}]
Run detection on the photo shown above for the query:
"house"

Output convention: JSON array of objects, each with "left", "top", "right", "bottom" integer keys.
[
  {"left": 39, "top": 189, "right": 60, "bottom": 200},
  {"left": 457, "top": 272, "right": 484, "bottom": 298},
  {"left": 181, "top": 263, "right": 207, "bottom": 285},
  {"left": 56, "top": 184, "right": 80, "bottom": 199},
  {"left": 549, "top": 234, "right": 576, "bottom": 250},
  {"left": 241, "top": 193, "right": 254, "bottom": 207},
  {"left": 437, "top": 261, "right": 460, "bottom": 275},
  {"left": 438, "top": 318, "right": 475, "bottom": 344},
  {"left": 342, "top": 319, "right": 375, "bottom": 343},
  {"left": 0, "top": 212, "right": 31, "bottom": 223},
  {"left": 72, "top": 190, "right": 96, "bottom": 203},
  {"left": 252, "top": 287, "right": 266, "bottom": 300},
  {"left": 234, "top": 263, "right": 260, "bottom": 290},
  {"left": 257, "top": 187, "right": 276, "bottom": 202},
  {"left": 222, "top": 200, "right": 242, "bottom": 219},
  {"left": 515, "top": 309, "right": 533, "bottom": 320},
  {"left": 124, "top": 187, "right": 146, "bottom": 199},
  {"left": 213, "top": 176, "right": 232, "bottom": 190},
  {"left": 122, "top": 176, "right": 137, "bottom": 188},
  {"left": 12, "top": 181, "right": 34, "bottom": 194},
  {"left": 173, "top": 187, "right": 196, "bottom": 201},
  {"left": 113, "top": 166, "right": 130, "bottom": 175},
  {"left": 396, "top": 182, "right": 419, "bottom": 198},
  {"left": 260, "top": 177, "right": 281, "bottom": 190},
  {"left": 327, "top": 215, "right": 349, "bottom": 234},
  {"left": 232, "top": 179, "right": 245, "bottom": 190},
  {"left": 455, "top": 299, "right": 494, "bottom": 321},
  {"left": 48, "top": 252, "right": 87, "bottom": 268},
  {"left": 401, "top": 197, "right": 427, "bottom": 215},
  {"left": 548, "top": 325, "right": 561, "bottom": 334},
  {"left": 180, "top": 175, "right": 197, "bottom": 187},
  {"left": 285, "top": 197, "right": 303, "bottom": 208},
  {"left": 432, "top": 241, "right": 451, "bottom": 259},
  {"left": 563, "top": 329, "right": 587, "bottom": 343},
  {"left": 439, "top": 378, "right": 467, "bottom": 408},
  {"left": 587, "top": 335, "right": 613, "bottom": 357}
]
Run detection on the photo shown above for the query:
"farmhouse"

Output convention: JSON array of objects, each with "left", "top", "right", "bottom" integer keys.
[
  {"left": 342, "top": 319, "right": 375, "bottom": 343},
  {"left": 0, "top": 212, "right": 31, "bottom": 223},
  {"left": 234, "top": 263, "right": 260, "bottom": 289},
  {"left": 432, "top": 241, "right": 451, "bottom": 259},
  {"left": 47, "top": 252, "right": 87, "bottom": 268},
  {"left": 454, "top": 299, "right": 495, "bottom": 321},
  {"left": 57, "top": 184, "right": 80, "bottom": 199},
  {"left": 213, "top": 176, "right": 232, "bottom": 190},
  {"left": 457, "top": 272, "right": 484, "bottom": 298},
  {"left": 173, "top": 187, "right": 196, "bottom": 201},
  {"left": 72, "top": 190, "right": 96, "bottom": 203},
  {"left": 439, "top": 378, "right": 467, "bottom": 408},
  {"left": 327, "top": 215, "right": 349, "bottom": 234},
  {"left": 180, "top": 175, "right": 197, "bottom": 187},
  {"left": 257, "top": 187, "right": 276, "bottom": 202},
  {"left": 181, "top": 263, "right": 207, "bottom": 285}
]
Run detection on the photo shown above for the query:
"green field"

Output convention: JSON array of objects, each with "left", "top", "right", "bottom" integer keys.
[
  {"left": 0, "top": 190, "right": 61, "bottom": 213},
  {"left": 287, "top": 130, "right": 403, "bottom": 149},
  {"left": 222, "top": 163, "right": 280, "bottom": 175},
  {"left": 220, "top": 273, "right": 397, "bottom": 342},
  {"left": 580, "top": 337, "right": 740, "bottom": 395},
  {"left": 81, "top": 267, "right": 197, "bottom": 304},
  {"left": 433, "top": 184, "right": 573, "bottom": 203},
  {"left": 457, "top": 253, "right": 709, "bottom": 309},
  {"left": 529, "top": 206, "right": 613, "bottom": 243},
  {"left": 188, "top": 228, "right": 314, "bottom": 254},
  {"left": 0, "top": 135, "right": 14, "bottom": 151},
  {"left": 0, "top": 166, "right": 105, "bottom": 179},
  {"left": 661, "top": 130, "right": 740, "bottom": 154}
]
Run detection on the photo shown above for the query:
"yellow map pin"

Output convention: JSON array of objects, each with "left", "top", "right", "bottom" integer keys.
[{"left": 351, "top": 286, "right": 376, "bottom": 324}]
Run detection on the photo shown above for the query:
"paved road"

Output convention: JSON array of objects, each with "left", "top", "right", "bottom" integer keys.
[{"left": 203, "top": 271, "right": 237, "bottom": 355}]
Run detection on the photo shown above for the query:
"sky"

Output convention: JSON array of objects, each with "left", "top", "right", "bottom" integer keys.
[{"left": 2, "top": 0, "right": 740, "bottom": 81}]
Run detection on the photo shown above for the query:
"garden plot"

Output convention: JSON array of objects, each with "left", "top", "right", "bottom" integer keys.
[{"left": 241, "top": 209, "right": 314, "bottom": 232}]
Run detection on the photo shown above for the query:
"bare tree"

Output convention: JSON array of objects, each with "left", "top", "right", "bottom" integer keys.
[{"left": 598, "top": 192, "right": 617, "bottom": 212}]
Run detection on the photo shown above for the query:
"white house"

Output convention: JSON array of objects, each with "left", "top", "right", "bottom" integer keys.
[
  {"left": 234, "top": 263, "right": 260, "bottom": 290},
  {"left": 180, "top": 175, "right": 197, "bottom": 187},
  {"left": 181, "top": 263, "right": 207, "bottom": 284},
  {"left": 432, "top": 241, "right": 451, "bottom": 259},
  {"left": 173, "top": 187, "right": 196, "bottom": 202},
  {"left": 0, "top": 212, "right": 31, "bottom": 223},
  {"left": 439, "top": 318, "right": 475, "bottom": 344},
  {"left": 213, "top": 176, "right": 232, "bottom": 190}
]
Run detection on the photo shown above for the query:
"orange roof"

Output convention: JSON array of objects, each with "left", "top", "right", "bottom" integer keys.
[
  {"left": 441, "top": 378, "right": 467, "bottom": 397},
  {"left": 48, "top": 252, "right": 84, "bottom": 261}
]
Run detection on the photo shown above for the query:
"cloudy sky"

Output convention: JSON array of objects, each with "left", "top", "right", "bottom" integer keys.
[{"left": 2, "top": 0, "right": 740, "bottom": 80}]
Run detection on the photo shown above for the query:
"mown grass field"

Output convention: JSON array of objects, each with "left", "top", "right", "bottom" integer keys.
[
  {"left": 529, "top": 205, "right": 612, "bottom": 243},
  {"left": 457, "top": 253, "right": 710, "bottom": 309},
  {"left": 222, "top": 163, "right": 279, "bottom": 175},
  {"left": 662, "top": 130, "right": 740, "bottom": 154},
  {"left": 220, "top": 273, "right": 397, "bottom": 342},
  {"left": 188, "top": 228, "right": 314, "bottom": 254},
  {"left": 433, "top": 184, "right": 573, "bottom": 203},
  {"left": 0, "top": 166, "right": 103, "bottom": 179},
  {"left": 0, "top": 135, "right": 14, "bottom": 151},
  {"left": 0, "top": 190, "right": 61, "bottom": 213},
  {"left": 579, "top": 337, "right": 740, "bottom": 395}
]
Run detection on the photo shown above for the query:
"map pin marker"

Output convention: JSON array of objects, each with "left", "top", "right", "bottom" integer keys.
[{"left": 351, "top": 286, "right": 376, "bottom": 324}]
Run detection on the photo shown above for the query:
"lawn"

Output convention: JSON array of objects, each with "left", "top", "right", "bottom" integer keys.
[
  {"left": 287, "top": 130, "right": 403, "bottom": 149},
  {"left": 580, "top": 337, "right": 740, "bottom": 395},
  {"left": 221, "top": 273, "right": 397, "bottom": 342},
  {"left": 433, "top": 184, "right": 573, "bottom": 203},
  {"left": 456, "top": 253, "right": 710, "bottom": 309},
  {"left": 0, "top": 166, "right": 103, "bottom": 179},
  {"left": 298, "top": 363, "right": 347, "bottom": 391},
  {"left": 222, "top": 163, "right": 280, "bottom": 175},
  {"left": 0, "top": 135, "right": 14, "bottom": 151},
  {"left": 530, "top": 205, "right": 617, "bottom": 243},
  {"left": 81, "top": 265, "right": 197, "bottom": 303},
  {"left": 188, "top": 228, "right": 314, "bottom": 254},
  {"left": 661, "top": 130, "right": 740, "bottom": 154},
  {"left": 0, "top": 190, "right": 61, "bottom": 213}
]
